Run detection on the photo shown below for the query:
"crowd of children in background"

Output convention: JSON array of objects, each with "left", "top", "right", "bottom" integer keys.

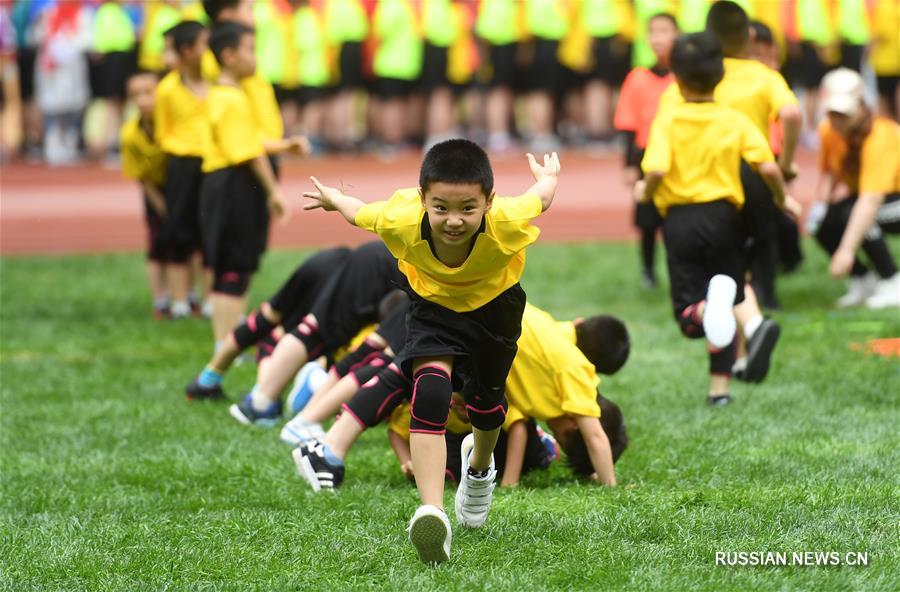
[
  {"left": 2, "top": 0, "right": 899, "bottom": 165},
  {"left": 8, "top": 0, "right": 897, "bottom": 566}
]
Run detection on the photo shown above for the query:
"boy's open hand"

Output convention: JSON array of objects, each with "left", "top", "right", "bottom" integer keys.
[
  {"left": 303, "top": 177, "right": 343, "bottom": 211},
  {"left": 527, "top": 152, "right": 561, "bottom": 182}
]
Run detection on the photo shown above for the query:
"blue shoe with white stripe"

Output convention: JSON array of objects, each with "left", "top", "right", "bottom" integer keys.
[{"left": 229, "top": 394, "right": 282, "bottom": 427}]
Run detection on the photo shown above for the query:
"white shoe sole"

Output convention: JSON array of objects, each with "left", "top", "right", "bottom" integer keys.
[
  {"left": 229, "top": 404, "right": 252, "bottom": 425},
  {"left": 292, "top": 448, "right": 322, "bottom": 493},
  {"left": 703, "top": 275, "right": 737, "bottom": 349},
  {"left": 409, "top": 514, "right": 450, "bottom": 564}
]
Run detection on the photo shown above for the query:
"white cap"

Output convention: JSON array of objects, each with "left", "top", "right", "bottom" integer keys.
[{"left": 821, "top": 68, "right": 865, "bottom": 116}]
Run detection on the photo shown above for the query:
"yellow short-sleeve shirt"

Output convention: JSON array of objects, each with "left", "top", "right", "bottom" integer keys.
[
  {"left": 201, "top": 85, "right": 266, "bottom": 173},
  {"left": 642, "top": 102, "right": 775, "bottom": 216},
  {"left": 204, "top": 54, "right": 285, "bottom": 141},
  {"left": 657, "top": 58, "right": 798, "bottom": 140},
  {"left": 819, "top": 117, "right": 900, "bottom": 195},
  {"left": 355, "top": 189, "right": 543, "bottom": 312},
  {"left": 153, "top": 71, "right": 208, "bottom": 157},
  {"left": 120, "top": 117, "right": 167, "bottom": 187},
  {"left": 503, "top": 303, "right": 601, "bottom": 428}
]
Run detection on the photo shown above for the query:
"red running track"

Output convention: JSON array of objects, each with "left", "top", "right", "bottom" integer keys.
[{"left": 0, "top": 149, "right": 818, "bottom": 255}]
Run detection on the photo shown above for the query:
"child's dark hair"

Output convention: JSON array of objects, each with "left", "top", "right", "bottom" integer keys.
[
  {"left": 575, "top": 315, "right": 630, "bottom": 375},
  {"left": 203, "top": 0, "right": 240, "bottom": 22},
  {"left": 649, "top": 11, "right": 678, "bottom": 29},
  {"left": 209, "top": 21, "right": 254, "bottom": 65},
  {"left": 706, "top": 0, "right": 750, "bottom": 56},
  {"left": 126, "top": 69, "right": 159, "bottom": 83},
  {"left": 564, "top": 393, "right": 628, "bottom": 476},
  {"left": 750, "top": 20, "right": 774, "bottom": 46},
  {"left": 671, "top": 32, "right": 724, "bottom": 94},
  {"left": 419, "top": 139, "right": 494, "bottom": 197},
  {"left": 163, "top": 21, "right": 206, "bottom": 55}
]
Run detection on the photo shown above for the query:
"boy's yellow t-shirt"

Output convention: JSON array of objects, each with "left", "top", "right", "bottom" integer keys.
[
  {"left": 203, "top": 55, "right": 285, "bottom": 141},
  {"left": 503, "top": 303, "right": 601, "bottom": 429},
  {"left": 201, "top": 85, "right": 265, "bottom": 173},
  {"left": 355, "top": 189, "right": 543, "bottom": 312},
  {"left": 153, "top": 71, "right": 208, "bottom": 157},
  {"left": 120, "top": 117, "right": 167, "bottom": 187},
  {"left": 389, "top": 403, "right": 472, "bottom": 440},
  {"left": 658, "top": 58, "right": 797, "bottom": 140},
  {"left": 642, "top": 102, "right": 774, "bottom": 216}
]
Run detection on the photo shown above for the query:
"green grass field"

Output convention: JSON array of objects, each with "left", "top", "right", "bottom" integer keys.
[{"left": 2, "top": 240, "right": 898, "bottom": 591}]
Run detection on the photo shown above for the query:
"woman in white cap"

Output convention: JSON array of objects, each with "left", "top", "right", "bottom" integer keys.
[{"left": 812, "top": 67, "right": 900, "bottom": 309}]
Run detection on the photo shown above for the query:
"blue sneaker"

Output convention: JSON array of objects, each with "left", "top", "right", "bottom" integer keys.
[
  {"left": 286, "top": 361, "right": 329, "bottom": 416},
  {"left": 536, "top": 427, "right": 560, "bottom": 467},
  {"left": 229, "top": 394, "right": 282, "bottom": 427}
]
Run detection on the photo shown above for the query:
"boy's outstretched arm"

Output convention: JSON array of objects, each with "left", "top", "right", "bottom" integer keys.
[
  {"left": 525, "top": 152, "right": 561, "bottom": 212},
  {"left": 303, "top": 176, "right": 365, "bottom": 226},
  {"left": 573, "top": 415, "right": 616, "bottom": 486}
]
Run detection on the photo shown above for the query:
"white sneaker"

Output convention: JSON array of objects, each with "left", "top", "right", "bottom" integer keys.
[
  {"left": 703, "top": 275, "right": 737, "bottom": 349},
  {"left": 408, "top": 505, "right": 451, "bottom": 564},
  {"left": 865, "top": 274, "right": 900, "bottom": 309},
  {"left": 170, "top": 300, "right": 192, "bottom": 319},
  {"left": 280, "top": 415, "right": 325, "bottom": 447},
  {"left": 454, "top": 433, "right": 497, "bottom": 529},
  {"left": 837, "top": 274, "right": 877, "bottom": 308}
]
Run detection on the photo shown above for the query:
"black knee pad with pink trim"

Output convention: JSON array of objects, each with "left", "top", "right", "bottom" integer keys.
[
  {"left": 288, "top": 314, "right": 326, "bottom": 359},
  {"left": 408, "top": 365, "right": 452, "bottom": 434},
  {"left": 213, "top": 271, "right": 251, "bottom": 296}
]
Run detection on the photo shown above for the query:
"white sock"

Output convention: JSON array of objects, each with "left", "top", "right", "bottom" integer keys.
[
  {"left": 171, "top": 300, "right": 191, "bottom": 318},
  {"left": 703, "top": 275, "right": 737, "bottom": 349},
  {"left": 744, "top": 315, "right": 763, "bottom": 340},
  {"left": 250, "top": 385, "right": 273, "bottom": 412}
]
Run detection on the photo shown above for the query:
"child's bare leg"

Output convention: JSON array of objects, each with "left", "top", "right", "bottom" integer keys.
[
  {"left": 211, "top": 293, "right": 246, "bottom": 343},
  {"left": 255, "top": 333, "right": 311, "bottom": 403},
  {"left": 300, "top": 372, "right": 362, "bottom": 423},
  {"left": 323, "top": 413, "right": 366, "bottom": 459},
  {"left": 469, "top": 427, "right": 500, "bottom": 472},
  {"left": 168, "top": 264, "right": 190, "bottom": 314},
  {"left": 410, "top": 356, "right": 454, "bottom": 508},
  {"left": 146, "top": 260, "right": 166, "bottom": 302}
]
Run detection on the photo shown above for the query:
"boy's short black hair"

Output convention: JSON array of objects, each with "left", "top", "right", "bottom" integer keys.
[
  {"left": 575, "top": 315, "right": 630, "bottom": 375},
  {"left": 203, "top": 0, "right": 240, "bottom": 22},
  {"left": 209, "top": 21, "right": 254, "bottom": 65},
  {"left": 750, "top": 20, "right": 774, "bottom": 46},
  {"left": 564, "top": 393, "right": 628, "bottom": 476},
  {"left": 706, "top": 0, "right": 750, "bottom": 56},
  {"left": 163, "top": 20, "right": 206, "bottom": 55},
  {"left": 419, "top": 139, "right": 494, "bottom": 197},
  {"left": 649, "top": 11, "right": 678, "bottom": 29},
  {"left": 671, "top": 32, "right": 724, "bottom": 94}
]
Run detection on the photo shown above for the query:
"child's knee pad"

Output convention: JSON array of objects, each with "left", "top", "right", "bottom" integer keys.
[
  {"left": 409, "top": 366, "right": 452, "bottom": 434},
  {"left": 344, "top": 363, "right": 410, "bottom": 428},
  {"left": 465, "top": 394, "right": 508, "bottom": 431},
  {"left": 333, "top": 338, "right": 388, "bottom": 378},
  {"left": 232, "top": 310, "right": 277, "bottom": 350},
  {"left": 288, "top": 314, "right": 325, "bottom": 359},
  {"left": 214, "top": 271, "right": 250, "bottom": 296},
  {"left": 678, "top": 303, "right": 705, "bottom": 339}
]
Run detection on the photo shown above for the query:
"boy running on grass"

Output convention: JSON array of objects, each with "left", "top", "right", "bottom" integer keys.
[
  {"left": 300, "top": 139, "right": 559, "bottom": 564},
  {"left": 638, "top": 32, "right": 791, "bottom": 406}
]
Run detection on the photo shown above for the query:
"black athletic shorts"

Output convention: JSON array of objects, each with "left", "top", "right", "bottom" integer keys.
[
  {"left": 268, "top": 247, "right": 353, "bottom": 329},
  {"left": 301, "top": 241, "right": 405, "bottom": 353},
  {"left": 93, "top": 50, "right": 137, "bottom": 99},
  {"left": 662, "top": 200, "right": 746, "bottom": 319},
  {"left": 522, "top": 38, "right": 561, "bottom": 92},
  {"left": 375, "top": 77, "right": 416, "bottom": 100},
  {"left": 143, "top": 191, "right": 167, "bottom": 262},
  {"left": 396, "top": 282, "right": 527, "bottom": 411},
  {"left": 839, "top": 43, "right": 864, "bottom": 73},
  {"left": 588, "top": 35, "right": 631, "bottom": 86},
  {"left": 199, "top": 164, "right": 266, "bottom": 275},
  {"left": 162, "top": 155, "right": 204, "bottom": 262},
  {"left": 740, "top": 160, "right": 780, "bottom": 244},
  {"left": 375, "top": 300, "right": 409, "bottom": 353},
  {"left": 421, "top": 43, "right": 450, "bottom": 90},
  {"left": 782, "top": 41, "right": 827, "bottom": 89},
  {"left": 337, "top": 41, "right": 364, "bottom": 89},
  {"left": 17, "top": 47, "right": 36, "bottom": 101},
  {"left": 480, "top": 41, "right": 517, "bottom": 88}
]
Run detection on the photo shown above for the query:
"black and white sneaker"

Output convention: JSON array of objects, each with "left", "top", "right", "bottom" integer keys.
[
  {"left": 292, "top": 441, "right": 344, "bottom": 492},
  {"left": 743, "top": 318, "right": 781, "bottom": 383},
  {"left": 185, "top": 379, "right": 227, "bottom": 402}
]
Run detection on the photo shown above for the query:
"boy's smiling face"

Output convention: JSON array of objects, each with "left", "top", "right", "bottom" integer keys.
[{"left": 420, "top": 182, "right": 493, "bottom": 250}]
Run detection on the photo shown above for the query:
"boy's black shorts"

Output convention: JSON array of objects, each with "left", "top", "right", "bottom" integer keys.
[
  {"left": 421, "top": 43, "right": 450, "bottom": 91},
  {"left": 662, "top": 200, "right": 746, "bottom": 319},
  {"left": 375, "top": 77, "right": 416, "bottom": 100},
  {"left": 782, "top": 41, "right": 827, "bottom": 89},
  {"left": 397, "top": 282, "right": 527, "bottom": 412},
  {"left": 522, "top": 38, "right": 561, "bottom": 93},
  {"left": 199, "top": 164, "right": 266, "bottom": 277},
  {"left": 292, "top": 241, "right": 404, "bottom": 354},
  {"left": 588, "top": 35, "right": 631, "bottom": 86},
  {"left": 268, "top": 247, "right": 353, "bottom": 329},
  {"left": 162, "top": 155, "right": 204, "bottom": 262},
  {"left": 143, "top": 192, "right": 167, "bottom": 262},
  {"left": 480, "top": 41, "right": 517, "bottom": 88},
  {"left": 740, "top": 161, "right": 779, "bottom": 246},
  {"left": 337, "top": 41, "right": 364, "bottom": 89},
  {"left": 376, "top": 300, "right": 409, "bottom": 353}
]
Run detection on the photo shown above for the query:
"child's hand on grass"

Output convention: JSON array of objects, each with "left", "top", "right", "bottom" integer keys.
[
  {"left": 830, "top": 248, "right": 855, "bottom": 278},
  {"left": 303, "top": 177, "right": 343, "bottom": 211},
  {"left": 401, "top": 460, "right": 415, "bottom": 482}
]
